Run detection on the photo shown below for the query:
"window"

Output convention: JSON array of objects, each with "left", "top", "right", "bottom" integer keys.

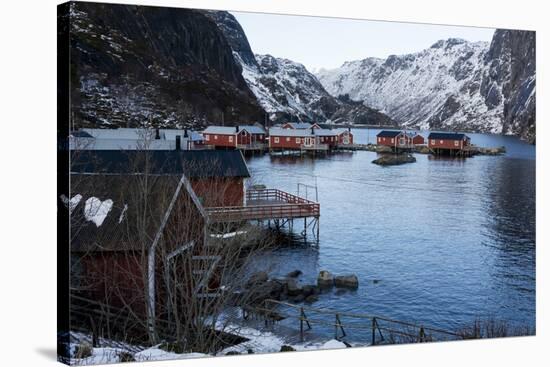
[
  {"left": 391, "top": 138, "right": 394, "bottom": 143},
  {"left": 431, "top": 139, "right": 436, "bottom": 145},
  {"left": 399, "top": 138, "right": 405, "bottom": 145},
  {"left": 228, "top": 136, "right": 233, "bottom": 142},
  {"left": 296, "top": 138, "right": 301, "bottom": 143},
  {"left": 440, "top": 140, "right": 444, "bottom": 144},
  {"left": 454, "top": 140, "right": 459, "bottom": 146},
  {"left": 274, "top": 137, "right": 279, "bottom": 143},
  {"left": 214, "top": 135, "right": 218, "bottom": 140},
  {"left": 205, "top": 135, "right": 210, "bottom": 141},
  {"left": 286, "top": 137, "right": 290, "bottom": 142}
]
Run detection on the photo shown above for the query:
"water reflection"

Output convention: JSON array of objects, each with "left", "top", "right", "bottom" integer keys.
[{"left": 244, "top": 131, "right": 535, "bottom": 340}]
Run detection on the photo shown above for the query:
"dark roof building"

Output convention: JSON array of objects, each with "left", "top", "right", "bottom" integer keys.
[
  {"left": 427, "top": 132, "right": 469, "bottom": 140},
  {"left": 70, "top": 150, "right": 250, "bottom": 179},
  {"left": 376, "top": 130, "right": 402, "bottom": 138}
]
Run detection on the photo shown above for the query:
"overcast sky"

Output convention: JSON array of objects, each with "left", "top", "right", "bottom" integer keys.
[{"left": 232, "top": 11, "right": 495, "bottom": 72}]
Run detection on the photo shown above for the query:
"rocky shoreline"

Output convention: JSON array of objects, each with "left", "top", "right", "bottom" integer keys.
[
  {"left": 338, "top": 143, "right": 506, "bottom": 156},
  {"left": 243, "top": 270, "right": 359, "bottom": 307}
]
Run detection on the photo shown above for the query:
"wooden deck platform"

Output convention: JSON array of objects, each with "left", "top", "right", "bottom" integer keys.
[{"left": 205, "top": 188, "right": 320, "bottom": 223}]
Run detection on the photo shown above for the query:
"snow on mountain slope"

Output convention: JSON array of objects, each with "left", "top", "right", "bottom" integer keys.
[
  {"left": 317, "top": 32, "right": 535, "bottom": 142},
  {"left": 239, "top": 53, "right": 334, "bottom": 121},
  {"left": 317, "top": 39, "right": 501, "bottom": 131},
  {"left": 205, "top": 10, "right": 395, "bottom": 126}
]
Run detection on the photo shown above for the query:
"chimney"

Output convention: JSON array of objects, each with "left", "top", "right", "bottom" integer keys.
[
  {"left": 311, "top": 127, "right": 314, "bottom": 135},
  {"left": 184, "top": 128, "right": 188, "bottom": 138},
  {"left": 348, "top": 126, "right": 351, "bottom": 132},
  {"left": 175, "top": 135, "right": 181, "bottom": 151},
  {"left": 235, "top": 126, "right": 239, "bottom": 133},
  {"left": 155, "top": 128, "right": 160, "bottom": 140}
]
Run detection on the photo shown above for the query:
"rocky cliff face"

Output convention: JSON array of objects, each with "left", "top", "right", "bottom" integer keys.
[
  {"left": 64, "top": 2, "right": 265, "bottom": 129},
  {"left": 482, "top": 30, "right": 536, "bottom": 142},
  {"left": 317, "top": 31, "right": 535, "bottom": 142},
  {"left": 205, "top": 11, "right": 395, "bottom": 126}
]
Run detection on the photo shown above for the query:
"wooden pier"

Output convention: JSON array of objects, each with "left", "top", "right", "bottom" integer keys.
[
  {"left": 206, "top": 189, "right": 319, "bottom": 222},
  {"left": 237, "top": 142, "right": 268, "bottom": 153}
]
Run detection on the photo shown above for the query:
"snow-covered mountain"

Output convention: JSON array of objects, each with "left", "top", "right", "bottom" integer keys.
[
  {"left": 62, "top": 3, "right": 265, "bottom": 130},
  {"left": 204, "top": 11, "right": 395, "bottom": 126},
  {"left": 317, "top": 31, "right": 535, "bottom": 142}
]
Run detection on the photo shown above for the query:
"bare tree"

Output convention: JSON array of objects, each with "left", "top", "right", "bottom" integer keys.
[{"left": 68, "top": 135, "right": 277, "bottom": 356}]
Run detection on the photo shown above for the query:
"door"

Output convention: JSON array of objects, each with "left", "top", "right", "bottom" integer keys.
[{"left": 304, "top": 137, "right": 313, "bottom": 147}]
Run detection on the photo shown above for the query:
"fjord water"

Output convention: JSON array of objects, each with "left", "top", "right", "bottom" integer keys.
[{"left": 246, "top": 129, "right": 535, "bottom": 340}]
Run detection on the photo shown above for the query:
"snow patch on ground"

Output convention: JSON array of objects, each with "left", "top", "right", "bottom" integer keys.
[{"left": 134, "top": 347, "right": 207, "bottom": 362}]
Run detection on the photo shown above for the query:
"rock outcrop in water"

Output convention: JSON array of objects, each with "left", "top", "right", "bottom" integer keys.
[{"left": 372, "top": 154, "right": 416, "bottom": 166}]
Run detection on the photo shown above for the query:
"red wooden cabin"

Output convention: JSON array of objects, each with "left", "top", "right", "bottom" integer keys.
[
  {"left": 412, "top": 134, "right": 425, "bottom": 145},
  {"left": 335, "top": 128, "right": 354, "bottom": 145},
  {"left": 202, "top": 126, "right": 251, "bottom": 148},
  {"left": 376, "top": 130, "right": 413, "bottom": 148},
  {"left": 67, "top": 149, "right": 251, "bottom": 339},
  {"left": 238, "top": 125, "right": 267, "bottom": 145},
  {"left": 427, "top": 132, "right": 471, "bottom": 151}
]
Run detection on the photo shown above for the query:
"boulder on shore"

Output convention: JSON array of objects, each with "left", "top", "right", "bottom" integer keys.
[
  {"left": 372, "top": 154, "right": 416, "bottom": 166},
  {"left": 280, "top": 345, "right": 296, "bottom": 352},
  {"left": 302, "top": 284, "right": 319, "bottom": 297},
  {"left": 286, "top": 278, "right": 302, "bottom": 296},
  {"left": 286, "top": 270, "right": 302, "bottom": 278},
  {"left": 246, "top": 271, "right": 269, "bottom": 288},
  {"left": 305, "top": 294, "right": 319, "bottom": 303},
  {"left": 317, "top": 270, "right": 334, "bottom": 288},
  {"left": 334, "top": 275, "right": 359, "bottom": 289}
]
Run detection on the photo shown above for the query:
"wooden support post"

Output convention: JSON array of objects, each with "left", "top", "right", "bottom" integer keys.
[
  {"left": 372, "top": 317, "right": 376, "bottom": 346},
  {"left": 300, "top": 307, "right": 304, "bottom": 342},
  {"left": 316, "top": 217, "right": 320, "bottom": 243}
]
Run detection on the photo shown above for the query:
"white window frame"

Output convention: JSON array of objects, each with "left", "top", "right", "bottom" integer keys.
[
  {"left": 286, "top": 137, "right": 290, "bottom": 142},
  {"left": 454, "top": 140, "right": 459, "bottom": 147},
  {"left": 205, "top": 135, "right": 210, "bottom": 141},
  {"left": 274, "top": 137, "right": 279, "bottom": 143},
  {"left": 214, "top": 135, "right": 218, "bottom": 140},
  {"left": 296, "top": 137, "right": 301, "bottom": 143},
  {"left": 431, "top": 139, "right": 436, "bottom": 145},
  {"left": 228, "top": 135, "right": 233, "bottom": 143},
  {"left": 440, "top": 140, "right": 444, "bottom": 144}
]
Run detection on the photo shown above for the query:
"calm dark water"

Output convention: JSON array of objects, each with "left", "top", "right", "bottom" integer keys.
[{"left": 245, "top": 129, "right": 535, "bottom": 341}]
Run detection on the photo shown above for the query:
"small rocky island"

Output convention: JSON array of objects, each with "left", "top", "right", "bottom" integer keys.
[{"left": 372, "top": 154, "right": 416, "bottom": 166}]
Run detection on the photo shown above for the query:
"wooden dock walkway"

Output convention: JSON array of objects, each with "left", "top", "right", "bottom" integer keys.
[{"left": 205, "top": 189, "right": 320, "bottom": 223}]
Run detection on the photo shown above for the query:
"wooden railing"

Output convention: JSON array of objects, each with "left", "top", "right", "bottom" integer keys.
[
  {"left": 251, "top": 299, "right": 463, "bottom": 345},
  {"left": 237, "top": 142, "right": 267, "bottom": 150},
  {"left": 300, "top": 143, "right": 329, "bottom": 151},
  {"left": 205, "top": 189, "right": 320, "bottom": 222}
]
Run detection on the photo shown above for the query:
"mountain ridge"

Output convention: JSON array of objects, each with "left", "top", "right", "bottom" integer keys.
[{"left": 316, "top": 32, "right": 535, "bottom": 142}]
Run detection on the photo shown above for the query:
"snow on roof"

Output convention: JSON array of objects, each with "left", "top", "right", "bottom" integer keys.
[
  {"left": 284, "top": 122, "right": 314, "bottom": 129},
  {"left": 70, "top": 137, "right": 178, "bottom": 150},
  {"left": 239, "top": 125, "right": 265, "bottom": 134},
  {"left": 269, "top": 127, "right": 342, "bottom": 137},
  {"left": 269, "top": 127, "right": 312, "bottom": 137},
  {"left": 84, "top": 197, "right": 113, "bottom": 227},
  {"left": 81, "top": 128, "right": 201, "bottom": 142},
  {"left": 202, "top": 126, "right": 241, "bottom": 134}
]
